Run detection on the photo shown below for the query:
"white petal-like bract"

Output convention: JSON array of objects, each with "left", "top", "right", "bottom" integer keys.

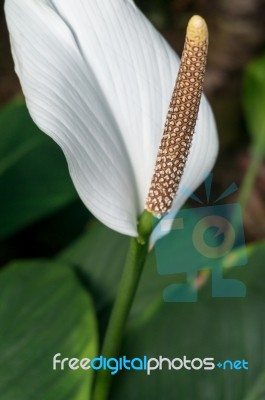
[{"left": 5, "top": 0, "right": 218, "bottom": 236}]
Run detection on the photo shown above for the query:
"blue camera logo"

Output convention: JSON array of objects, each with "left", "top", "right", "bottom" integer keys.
[{"left": 155, "top": 175, "right": 248, "bottom": 302}]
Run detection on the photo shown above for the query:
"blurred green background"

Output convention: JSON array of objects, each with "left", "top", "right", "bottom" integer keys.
[{"left": 1, "top": 1, "right": 265, "bottom": 399}]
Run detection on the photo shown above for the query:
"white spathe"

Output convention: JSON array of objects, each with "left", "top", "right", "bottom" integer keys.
[{"left": 5, "top": 0, "right": 218, "bottom": 236}]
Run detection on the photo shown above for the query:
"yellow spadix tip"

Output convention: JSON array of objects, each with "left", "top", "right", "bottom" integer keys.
[{"left": 187, "top": 15, "right": 208, "bottom": 44}]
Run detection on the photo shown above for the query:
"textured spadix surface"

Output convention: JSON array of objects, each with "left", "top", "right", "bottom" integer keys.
[
  {"left": 5, "top": 0, "right": 218, "bottom": 236},
  {"left": 146, "top": 16, "right": 209, "bottom": 215}
]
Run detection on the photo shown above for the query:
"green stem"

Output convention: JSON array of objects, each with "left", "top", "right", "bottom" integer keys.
[
  {"left": 239, "top": 118, "right": 265, "bottom": 215},
  {"left": 238, "top": 145, "right": 263, "bottom": 214},
  {"left": 92, "top": 211, "right": 154, "bottom": 400}
]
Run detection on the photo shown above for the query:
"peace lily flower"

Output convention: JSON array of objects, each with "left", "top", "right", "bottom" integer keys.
[{"left": 5, "top": 0, "right": 218, "bottom": 237}]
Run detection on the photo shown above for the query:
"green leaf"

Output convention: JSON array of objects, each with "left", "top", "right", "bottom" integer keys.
[
  {"left": 244, "top": 371, "right": 265, "bottom": 400},
  {"left": 57, "top": 214, "right": 265, "bottom": 399},
  {"left": 243, "top": 54, "right": 265, "bottom": 154},
  {"left": 0, "top": 98, "right": 78, "bottom": 240},
  {"left": 0, "top": 260, "right": 98, "bottom": 400},
  {"left": 58, "top": 214, "right": 207, "bottom": 332},
  {"left": 58, "top": 220, "right": 130, "bottom": 314},
  {"left": 110, "top": 239, "right": 265, "bottom": 400},
  {"left": 57, "top": 220, "right": 184, "bottom": 317}
]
